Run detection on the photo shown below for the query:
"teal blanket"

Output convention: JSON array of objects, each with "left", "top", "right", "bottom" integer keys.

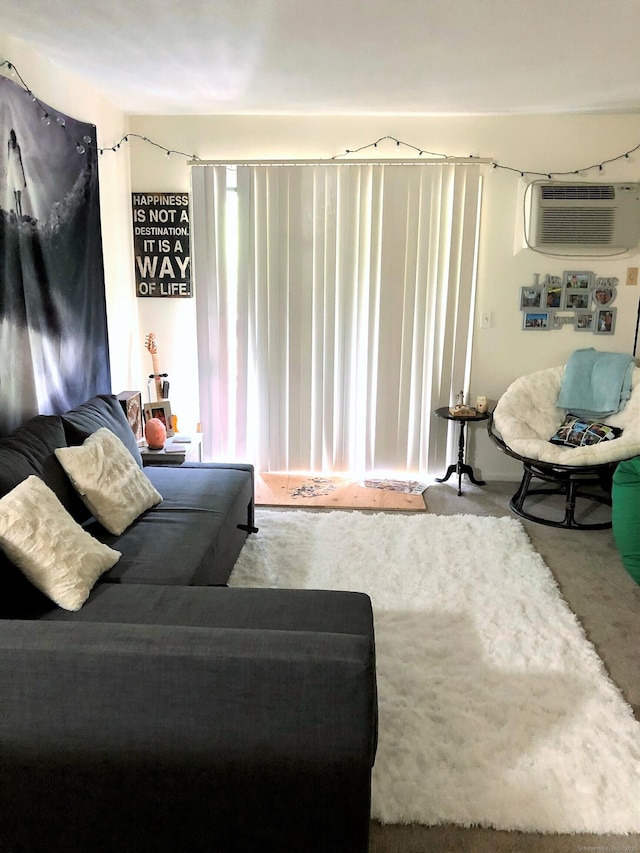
[{"left": 556, "top": 347, "right": 635, "bottom": 417}]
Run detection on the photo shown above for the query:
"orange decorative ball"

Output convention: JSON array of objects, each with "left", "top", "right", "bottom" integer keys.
[{"left": 145, "top": 417, "right": 166, "bottom": 450}]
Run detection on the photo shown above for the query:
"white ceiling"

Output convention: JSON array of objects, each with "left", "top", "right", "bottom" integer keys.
[{"left": 2, "top": 0, "right": 640, "bottom": 116}]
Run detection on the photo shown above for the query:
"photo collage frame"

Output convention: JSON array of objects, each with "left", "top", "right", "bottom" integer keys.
[{"left": 520, "top": 272, "right": 618, "bottom": 334}]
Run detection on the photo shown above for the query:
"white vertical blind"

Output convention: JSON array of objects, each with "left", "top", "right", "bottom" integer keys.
[{"left": 191, "top": 162, "right": 482, "bottom": 476}]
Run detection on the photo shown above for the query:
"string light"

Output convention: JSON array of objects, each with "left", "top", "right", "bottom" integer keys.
[
  {"left": 3, "top": 60, "right": 638, "bottom": 177},
  {"left": 334, "top": 135, "right": 640, "bottom": 180},
  {"left": 97, "top": 133, "right": 198, "bottom": 159},
  {"left": 337, "top": 135, "right": 450, "bottom": 160},
  {"left": 0, "top": 59, "right": 199, "bottom": 161}
]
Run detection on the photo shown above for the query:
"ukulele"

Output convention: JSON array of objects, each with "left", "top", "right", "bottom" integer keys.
[{"left": 144, "top": 332, "right": 163, "bottom": 401}]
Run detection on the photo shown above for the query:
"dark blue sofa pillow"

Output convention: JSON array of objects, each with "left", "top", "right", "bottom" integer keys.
[
  {"left": 62, "top": 394, "right": 143, "bottom": 467},
  {"left": 0, "top": 415, "right": 88, "bottom": 519}
]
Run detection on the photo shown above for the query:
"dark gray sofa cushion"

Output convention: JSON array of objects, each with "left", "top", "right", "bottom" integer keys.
[
  {"left": 0, "top": 616, "right": 376, "bottom": 853},
  {"left": 0, "top": 550, "right": 56, "bottom": 619},
  {"left": 44, "top": 583, "right": 378, "bottom": 767},
  {"left": 85, "top": 465, "right": 254, "bottom": 586},
  {"left": 44, "top": 583, "right": 375, "bottom": 638},
  {"left": 62, "top": 393, "right": 143, "bottom": 466}
]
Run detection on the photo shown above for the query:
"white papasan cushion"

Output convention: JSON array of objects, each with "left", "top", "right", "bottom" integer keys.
[
  {"left": 55, "top": 427, "right": 162, "bottom": 535},
  {"left": 0, "top": 476, "right": 121, "bottom": 610},
  {"left": 493, "top": 365, "right": 640, "bottom": 465}
]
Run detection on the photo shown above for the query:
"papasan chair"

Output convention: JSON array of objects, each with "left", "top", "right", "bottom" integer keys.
[{"left": 488, "top": 350, "right": 640, "bottom": 530}]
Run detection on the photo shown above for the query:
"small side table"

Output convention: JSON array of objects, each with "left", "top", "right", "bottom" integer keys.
[
  {"left": 434, "top": 407, "right": 490, "bottom": 496},
  {"left": 140, "top": 434, "right": 203, "bottom": 467}
]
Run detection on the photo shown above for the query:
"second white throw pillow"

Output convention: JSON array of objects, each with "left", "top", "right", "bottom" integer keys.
[{"left": 56, "top": 428, "right": 162, "bottom": 535}]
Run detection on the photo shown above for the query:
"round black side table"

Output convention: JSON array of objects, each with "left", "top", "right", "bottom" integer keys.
[{"left": 434, "top": 406, "right": 490, "bottom": 496}]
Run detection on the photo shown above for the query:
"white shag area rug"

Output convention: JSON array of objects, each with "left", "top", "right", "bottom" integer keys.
[{"left": 229, "top": 509, "right": 640, "bottom": 834}]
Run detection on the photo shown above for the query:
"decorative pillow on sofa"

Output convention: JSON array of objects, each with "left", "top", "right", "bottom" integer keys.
[
  {"left": 549, "top": 414, "right": 623, "bottom": 447},
  {"left": 0, "top": 476, "right": 120, "bottom": 611},
  {"left": 62, "top": 394, "right": 144, "bottom": 467},
  {"left": 55, "top": 428, "right": 162, "bottom": 535},
  {"left": 0, "top": 414, "right": 91, "bottom": 524}
]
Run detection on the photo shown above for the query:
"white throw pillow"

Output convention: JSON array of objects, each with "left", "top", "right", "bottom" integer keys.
[
  {"left": 55, "top": 427, "right": 162, "bottom": 535},
  {"left": 0, "top": 476, "right": 121, "bottom": 611}
]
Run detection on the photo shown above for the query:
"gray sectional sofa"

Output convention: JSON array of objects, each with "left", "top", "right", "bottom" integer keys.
[{"left": 0, "top": 395, "right": 378, "bottom": 853}]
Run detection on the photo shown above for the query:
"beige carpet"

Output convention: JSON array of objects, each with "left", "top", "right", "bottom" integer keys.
[{"left": 255, "top": 473, "right": 427, "bottom": 511}]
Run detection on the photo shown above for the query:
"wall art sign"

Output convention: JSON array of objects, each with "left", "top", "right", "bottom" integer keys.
[{"left": 132, "top": 192, "right": 191, "bottom": 297}]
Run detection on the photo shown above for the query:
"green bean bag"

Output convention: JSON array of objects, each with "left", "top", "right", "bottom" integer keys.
[{"left": 612, "top": 457, "right": 640, "bottom": 584}]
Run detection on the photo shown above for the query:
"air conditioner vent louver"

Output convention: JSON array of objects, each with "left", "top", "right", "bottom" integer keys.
[
  {"left": 528, "top": 181, "right": 640, "bottom": 253},
  {"left": 540, "top": 184, "right": 615, "bottom": 201},
  {"left": 538, "top": 208, "right": 615, "bottom": 244}
]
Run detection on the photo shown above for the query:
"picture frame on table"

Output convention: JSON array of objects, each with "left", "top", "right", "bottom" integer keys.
[
  {"left": 593, "top": 308, "right": 617, "bottom": 336},
  {"left": 143, "top": 400, "right": 174, "bottom": 436},
  {"left": 574, "top": 311, "right": 595, "bottom": 332},
  {"left": 520, "top": 286, "right": 544, "bottom": 309},
  {"left": 523, "top": 310, "right": 553, "bottom": 330},
  {"left": 116, "top": 390, "right": 143, "bottom": 440}
]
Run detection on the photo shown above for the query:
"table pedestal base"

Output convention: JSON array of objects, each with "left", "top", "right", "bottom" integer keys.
[
  {"left": 435, "top": 461, "right": 486, "bottom": 496},
  {"left": 434, "top": 418, "right": 486, "bottom": 496}
]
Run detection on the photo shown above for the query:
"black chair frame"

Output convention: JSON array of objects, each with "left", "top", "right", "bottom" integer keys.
[{"left": 487, "top": 415, "right": 617, "bottom": 530}]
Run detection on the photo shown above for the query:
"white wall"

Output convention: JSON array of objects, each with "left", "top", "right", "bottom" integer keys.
[
  {"left": 130, "top": 113, "right": 640, "bottom": 477},
  {"left": 0, "top": 34, "right": 141, "bottom": 395}
]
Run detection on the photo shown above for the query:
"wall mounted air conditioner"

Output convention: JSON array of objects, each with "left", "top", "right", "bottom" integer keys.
[{"left": 527, "top": 181, "right": 640, "bottom": 254}]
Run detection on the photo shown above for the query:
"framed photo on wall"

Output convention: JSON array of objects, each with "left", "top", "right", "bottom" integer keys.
[
  {"left": 520, "top": 286, "right": 543, "bottom": 309},
  {"left": 592, "top": 277, "right": 618, "bottom": 308},
  {"left": 562, "top": 270, "right": 593, "bottom": 289},
  {"left": 574, "top": 311, "right": 595, "bottom": 332},
  {"left": 523, "top": 310, "right": 553, "bottom": 330},
  {"left": 563, "top": 290, "right": 591, "bottom": 310},
  {"left": 594, "top": 308, "right": 617, "bottom": 335},
  {"left": 544, "top": 282, "right": 563, "bottom": 309},
  {"left": 143, "top": 401, "right": 174, "bottom": 436}
]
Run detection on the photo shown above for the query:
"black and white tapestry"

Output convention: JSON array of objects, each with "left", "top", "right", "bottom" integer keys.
[{"left": 0, "top": 76, "right": 111, "bottom": 436}]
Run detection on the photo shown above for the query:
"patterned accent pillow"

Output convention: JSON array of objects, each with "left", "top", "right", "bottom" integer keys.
[{"left": 549, "top": 414, "right": 623, "bottom": 447}]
